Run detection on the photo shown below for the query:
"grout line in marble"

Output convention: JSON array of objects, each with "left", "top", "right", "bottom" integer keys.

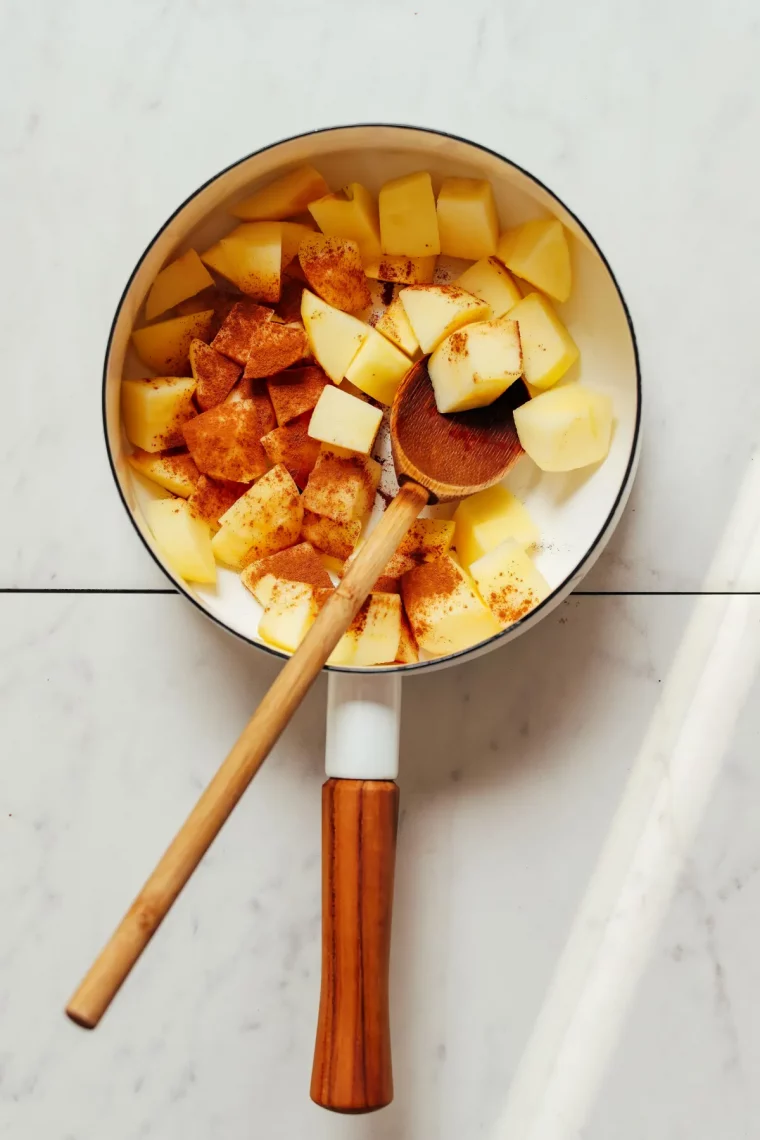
[{"left": 0, "top": 588, "right": 759, "bottom": 597}]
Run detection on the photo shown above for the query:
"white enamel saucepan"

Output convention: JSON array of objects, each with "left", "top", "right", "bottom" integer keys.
[{"left": 71, "top": 125, "right": 640, "bottom": 1113}]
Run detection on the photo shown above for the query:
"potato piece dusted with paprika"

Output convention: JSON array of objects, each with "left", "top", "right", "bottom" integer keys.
[
  {"left": 211, "top": 464, "right": 303, "bottom": 568},
  {"left": 298, "top": 234, "right": 371, "bottom": 312},
  {"left": 301, "top": 511, "right": 362, "bottom": 561},
  {"left": 266, "top": 364, "right": 329, "bottom": 426},
  {"left": 188, "top": 474, "right": 250, "bottom": 530},
  {"left": 182, "top": 400, "right": 271, "bottom": 483},
  {"left": 261, "top": 415, "right": 321, "bottom": 489},
  {"left": 242, "top": 321, "right": 310, "bottom": 380},
  {"left": 240, "top": 541, "right": 332, "bottom": 603},
  {"left": 189, "top": 339, "right": 241, "bottom": 411},
  {"left": 302, "top": 445, "right": 381, "bottom": 523},
  {"left": 210, "top": 298, "right": 274, "bottom": 365},
  {"left": 122, "top": 377, "right": 197, "bottom": 453},
  {"left": 127, "top": 448, "right": 201, "bottom": 498}
]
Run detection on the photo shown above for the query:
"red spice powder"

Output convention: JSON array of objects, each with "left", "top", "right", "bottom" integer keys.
[
  {"left": 240, "top": 541, "right": 332, "bottom": 591},
  {"left": 182, "top": 400, "right": 270, "bottom": 482}
]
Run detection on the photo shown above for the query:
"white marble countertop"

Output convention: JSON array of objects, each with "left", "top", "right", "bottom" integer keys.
[{"left": 2, "top": 2, "right": 760, "bottom": 1137}]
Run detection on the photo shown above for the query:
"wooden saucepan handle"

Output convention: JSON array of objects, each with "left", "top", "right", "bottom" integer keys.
[
  {"left": 66, "top": 482, "right": 428, "bottom": 1031},
  {"left": 311, "top": 778, "right": 399, "bottom": 1113}
]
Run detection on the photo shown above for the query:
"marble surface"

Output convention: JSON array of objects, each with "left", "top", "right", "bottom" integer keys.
[{"left": 2, "top": 1, "right": 760, "bottom": 1137}]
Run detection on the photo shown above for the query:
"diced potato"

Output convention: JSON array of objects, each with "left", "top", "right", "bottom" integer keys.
[
  {"left": 122, "top": 377, "right": 196, "bottom": 452},
  {"left": 202, "top": 224, "right": 281, "bottom": 303},
  {"left": 507, "top": 292, "right": 578, "bottom": 390},
  {"left": 513, "top": 385, "right": 613, "bottom": 472},
  {"left": 241, "top": 541, "right": 331, "bottom": 604},
  {"left": 303, "top": 445, "right": 380, "bottom": 523},
  {"left": 456, "top": 257, "right": 521, "bottom": 318},
  {"left": 298, "top": 234, "right": 371, "bottom": 313},
  {"left": 379, "top": 171, "right": 440, "bottom": 256},
  {"left": 396, "top": 610, "right": 419, "bottom": 664},
  {"left": 317, "top": 591, "right": 402, "bottom": 666},
  {"left": 302, "top": 511, "right": 361, "bottom": 560},
  {"left": 364, "top": 255, "right": 436, "bottom": 285},
  {"left": 232, "top": 165, "right": 330, "bottom": 221},
  {"left": 469, "top": 539, "right": 549, "bottom": 627},
  {"left": 145, "top": 249, "right": 215, "bottom": 321},
  {"left": 259, "top": 581, "right": 317, "bottom": 652},
  {"left": 375, "top": 296, "right": 419, "bottom": 356},
  {"left": 308, "top": 385, "right": 383, "bottom": 455},
  {"left": 267, "top": 364, "right": 329, "bottom": 426},
  {"left": 402, "top": 555, "right": 500, "bottom": 656},
  {"left": 497, "top": 218, "right": 572, "bottom": 303},
  {"left": 211, "top": 298, "right": 273, "bottom": 364},
  {"left": 279, "top": 221, "right": 316, "bottom": 266},
  {"left": 398, "top": 518, "right": 455, "bottom": 561},
  {"left": 212, "top": 464, "right": 303, "bottom": 567},
  {"left": 301, "top": 290, "right": 369, "bottom": 382},
  {"left": 183, "top": 400, "right": 270, "bottom": 482},
  {"left": 128, "top": 448, "right": 200, "bottom": 498},
  {"left": 224, "top": 384, "right": 276, "bottom": 438},
  {"left": 454, "top": 485, "right": 538, "bottom": 567},
  {"left": 189, "top": 339, "right": 241, "bottom": 411},
  {"left": 308, "top": 183, "right": 382, "bottom": 263},
  {"left": 342, "top": 328, "right": 410, "bottom": 406},
  {"left": 188, "top": 475, "right": 249, "bottom": 530},
  {"left": 145, "top": 498, "right": 216, "bottom": 584},
  {"left": 429, "top": 315, "right": 522, "bottom": 413},
  {"left": 132, "top": 311, "right": 214, "bottom": 375},
  {"left": 436, "top": 178, "right": 498, "bottom": 260},
  {"left": 261, "top": 416, "right": 320, "bottom": 489},
  {"left": 243, "top": 321, "right": 309, "bottom": 379},
  {"left": 399, "top": 285, "right": 489, "bottom": 353}
]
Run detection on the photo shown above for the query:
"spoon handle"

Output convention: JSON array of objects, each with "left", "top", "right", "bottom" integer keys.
[{"left": 65, "top": 481, "right": 429, "bottom": 1031}]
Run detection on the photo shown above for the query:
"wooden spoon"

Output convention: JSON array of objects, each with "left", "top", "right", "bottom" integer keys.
[{"left": 66, "top": 360, "right": 528, "bottom": 1101}]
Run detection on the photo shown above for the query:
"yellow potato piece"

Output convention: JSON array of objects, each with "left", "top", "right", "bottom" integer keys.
[
  {"left": 231, "top": 164, "right": 330, "bottom": 221},
  {"left": 308, "top": 384, "right": 383, "bottom": 455},
  {"left": 202, "top": 223, "right": 281, "bottom": 302},
  {"left": 375, "top": 296, "right": 420, "bottom": 356},
  {"left": 507, "top": 292, "right": 579, "bottom": 390},
  {"left": 146, "top": 498, "right": 216, "bottom": 584},
  {"left": 327, "top": 593, "right": 402, "bottom": 666},
  {"left": 456, "top": 257, "right": 521, "bottom": 318},
  {"left": 513, "top": 384, "right": 613, "bottom": 472},
  {"left": 428, "top": 315, "right": 522, "bottom": 413},
  {"left": 132, "top": 311, "right": 214, "bottom": 376},
  {"left": 308, "top": 182, "right": 382, "bottom": 263},
  {"left": 436, "top": 178, "right": 499, "bottom": 260},
  {"left": 454, "top": 485, "right": 538, "bottom": 567},
  {"left": 127, "top": 449, "right": 200, "bottom": 498},
  {"left": 122, "top": 377, "right": 196, "bottom": 452},
  {"left": 497, "top": 218, "right": 572, "bottom": 303},
  {"left": 379, "top": 171, "right": 440, "bottom": 257},
  {"left": 144, "top": 249, "right": 214, "bottom": 321},
  {"left": 259, "top": 581, "right": 317, "bottom": 652},
  {"left": 279, "top": 221, "right": 316, "bottom": 266},
  {"left": 402, "top": 555, "right": 500, "bottom": 657},
  {"left": 470, "top": 539, "right": 549, "bottom": 628},
  {"left": 212, "top": 465, "right": 303, "bottom": 567},
  {"left": 344, "top": 327, "right": 411, "bottom": 406},
  {"left": 300, "top": 289, "right": 369, "bottom": 382},
  {"left": 399, "top": 284, "right": 490, "bottom": 353},
  {"left": 364, "top": 255, "right": 436, "bottom": 285}
]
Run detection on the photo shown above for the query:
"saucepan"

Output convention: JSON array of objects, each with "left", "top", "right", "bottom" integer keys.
[{"left": 91, "top": 124, "right": 640, "bottom": 1112}]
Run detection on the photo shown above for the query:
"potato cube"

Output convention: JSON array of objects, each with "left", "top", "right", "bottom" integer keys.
[
  {"left": 364, "top": 255, "right": 437, "bottom": 285},
  {"left": 302, "top": 511, "right": 361, "bottom": 560},
  {"left": 344, "top": 327, "right": 411, "bottom": 406},
  {"left": 396, "top": 609, "right": 419, "bottom": 664},
  {"left": 232, "top": 164, "right": 330, "bottom": 221},
  {"left": 189, "top": 339, "right": 241, "bottom": 411},
  {"left": 122, "top": 377, "right": 196, "bottom": 452},
  {"left": 132, "top": 311, "right": 214, "bottom": 375},
  {"left": 183, "top": 400, "right": 270, "bottom": 482},
  {"left": 202, "top": 224, "right": 281, "bottom": 302},
  {"left": 303, "top": 446, "right": 380, "bottom": 523},
  {"left": 375, "top": 296, "right": 420, "bottom": 356},
  {"left": 212, "top": 464, "right": 303, "bottom": 567},
  {"left": 454, "top": 485, "right": 538, "bottom": 567},
  {"left": 398, "top": 518, "right": 455, "bottom": 561},
  {"left": 241, "top": 541, "right": 331, "bottom": 604},
  {"left": 379, "top": 171, "right": 440, "bottom": 256},
  {"left": 436, "top": 178, "right": 499, "bottom": 260},
  {"left": 188, "top": 475, "right": 249, "bottom": 530},
  {"left": 145, "top": 498, "right": 216, "bottom": 584},
  {"left": 513, "top": 385, "right": 613, "bottom": 472},
  {"left": 308, "top": 385, "right": 383, "bottom": 455},
  {"left": 497, "top": 218, "right": 571, "bottom": 303},
  {"left": 266, "top": 364, "right": 329, "bottom": 426},
  {"left": 279, "top": 221, "right": 316, "bottom": 266},
  {"left": 301, "top": 290, "right": 369, "bottom": 383},
  {"left": 259, "top": 581, "right": 318, "bottom": 652},
  {"left": 224, "top": 383, "right": 276, "bottom": 437},
  {"left": 298, "top": 234, "right": 371, "bottom": 313},
  {"left": 308, "top": 183, "right": 382, "bottom": 263},
  {"left": 261, "top": 415, "right": 320, "bottom": 489},
  {"left": 210, "top": 299, "right": 273, "bottom": 364},
  {"left": 456, "top": 257, "right": 521, "bottom": 318},
  {"left": 144, "top": 249, "right": 215, "bottom": 321},
  {"left": 506, "top": 292, "right": 578, "bottom": 390},
  {"left": 399, "top": 285, "right": 489, "bottom": 353},
  {"left": 243, "top": 321, "right": 309, "bottom": 379},
  {"left": 402, "top": 555, "right": 500, "bottom": 657},
  {"left": 128, "top": 448, "right": 200, "bottom": 498},
  {"left": 469, "top": 539, "right": 549, "bottom": 627},
  {"left": 316, "top": 591, "right": 402, "bottom": 666},
  {"left": 429, "top": 315, "right": 522, "bottom": 413}
]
